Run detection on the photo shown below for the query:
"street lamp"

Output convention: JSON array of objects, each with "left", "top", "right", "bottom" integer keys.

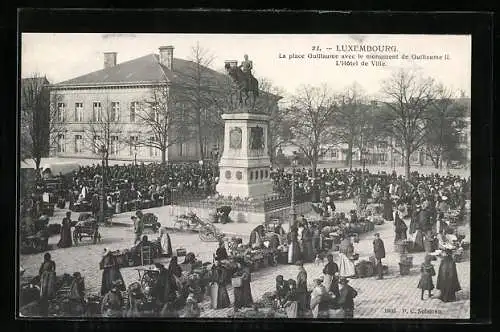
[
  {"left": 99, "top": 144, "right": 107, "bottom": 224},
  {"left": 290, "top": 152, "right": 299, "bottom": 228}
]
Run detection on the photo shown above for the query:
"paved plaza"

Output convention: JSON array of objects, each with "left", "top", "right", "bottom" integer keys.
[{"left": 19, "top": 199, "right": 470, "bottom": 319}]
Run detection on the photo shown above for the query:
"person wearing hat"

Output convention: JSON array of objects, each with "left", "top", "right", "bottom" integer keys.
[
  {"left": 310, "top": 277, "right": 327, "bottom": 318},
  {"left": 373, "top": 233, "right": 386, "bottom": 280},
  {"left": 100, "top": 248, "right": 126, "bottom": 296},
  {"left": 101, "top": 280, "right": 124, "bottom": 317},
  {"left": 337, "top": 277, "right": 358, "bottom": 318},
  {"left": 436, "top": 249, "right": 461, "bottom": 302},
  {"left": 232, "top": 257, "right": 253, "bottom": 310},
  {"left": 57, "top": 211, "right": 73, "bottom": 248},
  {"left": 323, "top": 254, "right": 340, "bottom": 297},
  {"left": 214, "top": 240, "right": 228, "bottom": 262}
]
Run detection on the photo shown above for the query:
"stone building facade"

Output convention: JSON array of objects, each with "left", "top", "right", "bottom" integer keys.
[{"left": 50, "top": 46, "right": 225, "bottom": 162}]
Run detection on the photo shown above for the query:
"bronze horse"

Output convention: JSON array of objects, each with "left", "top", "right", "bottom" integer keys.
[{"left": 225, "top": 63, "right": 259, "bottom": 106}]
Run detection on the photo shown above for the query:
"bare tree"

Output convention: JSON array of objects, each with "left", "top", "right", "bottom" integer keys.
[
  {"left": 424, "top": 85, "right": 467, "bottom": 168},
  {"left": 286, "top": 84, "right": 337, "bottom": 177},
  {"left": 21, "top": 74, "right": 64, "bottom": 171},
  {"left": 332, "top": 83, "right": 368, "bottom": 169},
  {"left": 84, "top": 97, "right": 124, "bottom": 169},
  {"left": 132, "top": 84, "right": 190, "bottom": 163},
  {"left": 258, "top": 78, "right": 289, "bottom": 163},
  {"left": 176, "top": 42, "right": 219, "bottom": 160},
  {"left": 379, "top": 69, "right": 437, "bottom": 178}
]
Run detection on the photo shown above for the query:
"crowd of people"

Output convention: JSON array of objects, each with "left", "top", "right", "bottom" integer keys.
[{"left": 21, "top": 163, "right": 470, "bottom": 318}]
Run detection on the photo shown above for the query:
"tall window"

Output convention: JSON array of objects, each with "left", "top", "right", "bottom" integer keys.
[
  {"left": 110, "top": 136, "right": 119, "bottom": 155},
  {"left": 129, "top": 136, "right": 138, "bottom": 156},
  {"left": 93, "top": 135, "right": 101, "bottom": 154},
  {"left": 93, "top": 102, "right": 102, "bottom": 122},
  {"left": 149, "top": 137, "right": 159, "bottom": 157},
  {"left": 74, "top": 134, "right": 83, "bottom": 153},
  {"left": 57, "top": 103, "right": 66, "bottom": 122},
  {"left": 330, "top": 150, "right": 337, "bottom": 158},
  {"left": 57, "top": 134, "right": 66, "bottom": 152},
  {"left": 111, "top": 102, "right": 120, "bottom": 122},
  {"left": 130, "top": 102, "right": 139, "bottom": 122},
  {"left": 75, "top": 103, "right": 84, "bottom": 122}
]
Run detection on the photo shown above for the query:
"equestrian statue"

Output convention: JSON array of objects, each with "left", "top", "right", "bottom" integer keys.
[{"left": 225, "top": 54, "right": 259, "bottom": 107}]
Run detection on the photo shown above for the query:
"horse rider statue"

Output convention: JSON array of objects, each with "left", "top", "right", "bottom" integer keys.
[
  {"left": 239, "top": 54, "right": 253, "bottom": 87},
  {"left": 224, "top": 54, "right": 259, "bottom": 106}
]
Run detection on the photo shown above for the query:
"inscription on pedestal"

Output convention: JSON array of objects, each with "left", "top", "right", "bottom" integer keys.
[{"left": 229, "top": 127, "right": 242, "bottom": 149}]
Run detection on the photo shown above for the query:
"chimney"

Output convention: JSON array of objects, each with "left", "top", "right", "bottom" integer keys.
[
  {"left": 159, "top": 46, "right": 174, "bottom": 70},
  {"left": 103, "top": 52, "right": 117, "bottom": 69}
]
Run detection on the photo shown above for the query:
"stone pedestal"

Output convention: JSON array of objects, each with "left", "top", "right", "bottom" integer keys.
[{"left": 216, "top": 112, "right": 272, "bottom": 198}]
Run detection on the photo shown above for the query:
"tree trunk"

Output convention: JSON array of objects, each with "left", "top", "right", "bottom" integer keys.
[
  {"left": 161, "top": 148, "right": 167, "bottom": 163},
  {"left": 347, "top": 140, "right": 353, "bottom": 170},
  {"left": 34, "top": 157, "right": 41, "bottom": 173},
  {"left": 196, "top": 110, "right": 204, "bottom": 160},
  {"left": 405, "top": 148, "right": 411, "bottom": 179},
  {"left": 311, "top": 159, "right": 317, "bottom": 178}
]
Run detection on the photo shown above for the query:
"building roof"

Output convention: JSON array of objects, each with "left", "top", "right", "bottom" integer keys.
[{"left": 55, "top": 53, "right": 227, "bottom": 87}]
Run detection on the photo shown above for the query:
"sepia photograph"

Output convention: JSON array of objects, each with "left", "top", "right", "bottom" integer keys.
[{"left": 19, "top": 32, "right": 472, "bottom": 320}]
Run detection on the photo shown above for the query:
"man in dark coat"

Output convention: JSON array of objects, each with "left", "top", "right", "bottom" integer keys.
[
  {"left": 436, "top": 249, "right": 461, "bottom": 302},
  {"left": 373, "top": 233, "right": 386, "bottom": 280},
  {"left": 336, "top": 277, "right": 358, "bottom": 318},
  {"left": 323, "top": 254, "right": 340, "bottom": 297}
]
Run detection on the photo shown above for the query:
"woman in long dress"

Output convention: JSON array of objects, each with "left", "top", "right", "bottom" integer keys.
[
  {"left": 383, "top": 195, "right": 394, "bottom": 221},
  {"left": 302, "top": 227, "right": 314, "bottom": 263},
  {"left": 436, "top": 249, "right": 461, "bottom": 302},
  {"left": 100, "top": 249, "right": 126, "bottom": 296},
  {"left": 57, "top": 212, "right": 73, "bottom": 248},
  {"left": 159, "top": 227, "right": 173, "bottom": 257},
  {"left": 338, "top": 238, "right": 356, "bottom": 278},
  {"left": 211, "top": 261, "right": 231, "bottom": 309},
  {"left": 394, "top": 211, "right": 408, "bottom": 243},
  {"left": 39, "top": 252, "right": 56, "bottom": 315},
  {"left": 233, "top": 259, "right": 253, "bottom": 310},
  {"left": 287, "top": 227, "right": 300, "bottom": 264},
  {"left": 284, "top": 279, "right": 298, "bottom": 318}
]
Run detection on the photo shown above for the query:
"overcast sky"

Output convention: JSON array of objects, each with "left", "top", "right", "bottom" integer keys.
[{"left": 21, "top": 33, "right": 471, "bottom": 99}]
